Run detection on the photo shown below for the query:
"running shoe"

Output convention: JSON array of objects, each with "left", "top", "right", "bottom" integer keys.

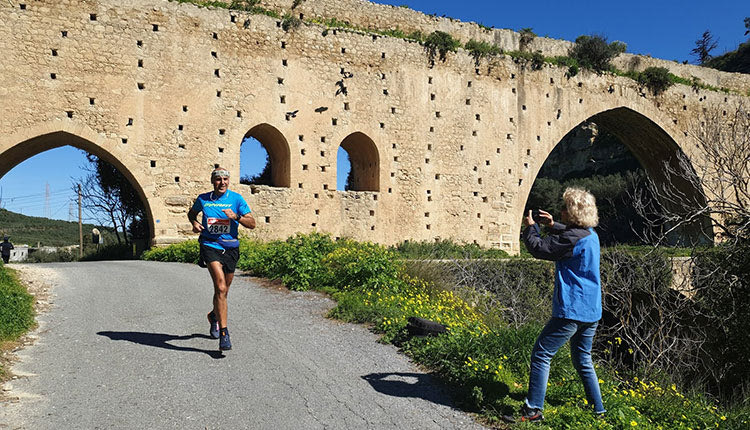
[
  {"left": 207, "top": 312, "right": 220, "bottom": 339},
  {"left": 219, "top": 328, "right": 232, "bottom": 351},
  {"left": 502, "top": 403, "right": 544, "bottom": 423}
]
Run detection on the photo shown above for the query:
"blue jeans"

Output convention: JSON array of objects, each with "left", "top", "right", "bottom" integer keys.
[{"left": 525, "top": 318, "right": 605, "bottom": 414}]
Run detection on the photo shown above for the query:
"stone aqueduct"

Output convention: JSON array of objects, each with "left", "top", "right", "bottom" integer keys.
[{"left": 1, "top": 0, "right": 749, "bottom": 252}]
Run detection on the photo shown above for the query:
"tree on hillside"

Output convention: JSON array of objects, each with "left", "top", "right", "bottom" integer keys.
[
  {"left": 690, "top": 30, "right": 718, "bottom": 65},
  {"left": 73, "top": 155, "right": 146, "bottom": 245},
  {"left": 744, "top": 17, "right": 749, "bottom": 37}
]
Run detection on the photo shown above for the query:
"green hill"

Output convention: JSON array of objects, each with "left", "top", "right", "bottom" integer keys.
[
  {"left": 705, "top": 40, "right": 750, "bottom": 74},
  {"left": 0, "top": 208, "right": 115, "bottom": 247}
]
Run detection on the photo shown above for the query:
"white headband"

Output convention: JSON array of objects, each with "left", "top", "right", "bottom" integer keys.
[{"left": 211, "top": 169, "right": 230, "bottom": 179}]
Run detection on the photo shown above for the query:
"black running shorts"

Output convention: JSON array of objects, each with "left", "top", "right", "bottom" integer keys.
[{"left": 199, "top": 244, "right": 239, "bottom": 274}]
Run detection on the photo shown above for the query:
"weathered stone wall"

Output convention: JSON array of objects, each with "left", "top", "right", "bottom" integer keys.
[
  {"left": 254, "top": 0, "right": 750, "bottom": 94},
  {"left": 1, "top": 0, "right": 747, "bottom": 253}
]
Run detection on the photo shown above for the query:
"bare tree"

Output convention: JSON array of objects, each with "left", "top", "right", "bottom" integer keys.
[
  {"left": 72, "top": 156, "right": 146, "bottom": 246},
  {"left": 691, "top": 30, "right": 718, "bottom": 65}
]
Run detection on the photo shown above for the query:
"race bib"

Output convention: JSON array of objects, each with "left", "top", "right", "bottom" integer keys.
[{"left": 206, "top": 217, "right": 230, "bottom": 234}]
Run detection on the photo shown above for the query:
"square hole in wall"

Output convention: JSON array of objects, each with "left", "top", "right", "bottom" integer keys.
[
  {"left": 216, "top": 90, "right": 221, "bottom": 97},
  {"left": 89, "top": 97, "right": 95, "bottom": 105},
  {"left": 344, "top": 102, "right": 349, "bottom": 110},
  {"left": 218, "top": 129, "right": 225, "bottom": 135},
  {"left": 62, "top": 31, "right": 68, "bottom": 37},
  {"left": 136, "top": 40, "right": 142, "bottom": 47},
  {"left": 277, "top": 77, "right": 284, "bottom": 84},
  {"left": 122, "top": 138, "right": 128, "bottom": 144},
  {"left": 90, "top": 13, "right": 97, "bottom": 21},
  {"left": 282, "top": 59, "right": 288, "bottom": 66},
  {"left": 182, "top": 105, "right": 188, "bottom": 112},
  {"left": 332, "top": 118, "right": 337, "bottom": 126},
  {"left": 320, "top": 150, "right": 325, "bottom": 156},
  {"left": 320, "top": 137, "right": 326, "bottom": 143},
  {"left": 237, "top": 110, "right": 242, "bottom": 118},
  {"left": 178, "top": 124, "right": 183, "bottom": 131},
  {"left": 152, "top": 24, "right": 159, "bottom": 31},
  {"left": 150, "top": 160, "right": 156, "bottom": 167},
  {"left": 467, "top": 81, "right": 472, "bottom": 87},
  {"left": 280, "top": 95, "right": 286, "bottom": 103},
  {"left": 298, "top": 183, "right": 303, "bottom": 188},
  {"left": 66, "top": 110, "right": 73, "bottom": 118},
  {"left": 265, "top": 216, "right": 270, "bottom": 223},
  {"left": 51, "top": 49, "right": 58, "bottom": 56},
  {"left": 301, "top": 149, "right": 306, "bottom": 155},
  {"left": 218, "top": 147, "right": 224, "bottom": 153},
  {"left": 302, "top": 164, "right": 308, "bottom": 170},
  {"left": 138, "top": 59, "right": 143, "bottom": 67},
  {"left": 50, "top": 73, "right": 57, "bottom": 79},
  {"left": 127, "top": 118, "right": 133, "bottom": 126},
  {"left": 428, "top": 76, "right": 433, "bottom": 84},
  {"left": 391, "top": 107, "right": 396, "bottom": 114},
  {"left": 137, "top": 82, "right": 145, "bottom": 90}
]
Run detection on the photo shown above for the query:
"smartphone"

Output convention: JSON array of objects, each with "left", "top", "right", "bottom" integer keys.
[{"left": 531, "top": 209, "right": 543, "bottom": 224}]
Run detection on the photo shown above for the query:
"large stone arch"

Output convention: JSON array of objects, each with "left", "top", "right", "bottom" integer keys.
[
  {"left": 242, "top": 123, "right": 291, "bottom": 188},
  {"left": 522, "top": 105, "right": 712, "bottom": 244},
  {"left": 338, "top": 132, "right": 380, "bottom": 192},
  {"left": 0, "top": 121, "right": 156, "bottom": 243}
]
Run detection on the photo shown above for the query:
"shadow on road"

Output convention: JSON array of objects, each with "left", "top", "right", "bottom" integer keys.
[
  {"left": 97, "top": 331, "right": 225, "bottom": 359},
  {"left": 362, "top": 372, "right": 454, "bottom": 407}
]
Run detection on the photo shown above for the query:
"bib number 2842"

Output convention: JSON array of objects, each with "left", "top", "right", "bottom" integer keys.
[{"left": 206, "top": 217, "right": 230, "bottom": 234}]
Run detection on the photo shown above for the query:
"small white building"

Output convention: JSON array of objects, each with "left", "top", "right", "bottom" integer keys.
[{"left": 9, "top": 245, "right": 28, "bottom": 262}]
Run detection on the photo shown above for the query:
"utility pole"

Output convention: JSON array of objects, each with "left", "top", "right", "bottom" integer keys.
[{"left": 78, "top": 184, "right": 83, "bottom": 258}]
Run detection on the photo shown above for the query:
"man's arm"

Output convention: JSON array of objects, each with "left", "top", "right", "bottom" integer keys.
[
  {"left": 237, "top": 213, "right": 256, "bottom": 230},
  {"left": 188, "top": 208, "right": 203, "bottom": 233}
]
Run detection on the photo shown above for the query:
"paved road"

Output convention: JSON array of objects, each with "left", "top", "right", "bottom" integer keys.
[{"left": 1, "top": 261, "right": 485, "bottom": 430}]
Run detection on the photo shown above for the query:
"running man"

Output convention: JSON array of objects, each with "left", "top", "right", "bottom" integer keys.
[
  {"left": 1, "top": 236, "right": 14, "bottom": 264},
  {"left": 188, "top": 167, "right": 256, "bottom": 351}
]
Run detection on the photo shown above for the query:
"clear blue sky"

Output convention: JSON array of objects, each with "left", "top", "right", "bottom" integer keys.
[{"left": 1, "top": 0, "right": 746, "bottom": 220}]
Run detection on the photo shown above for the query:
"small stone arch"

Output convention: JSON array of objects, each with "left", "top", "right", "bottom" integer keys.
[
  {"left": 338, "top": 132, "right": 380, "bottom": 192},
  {"left": 0, "top": 125, "right": 156, "bottom": 243},
  {"left": 242, "top": 123, "right": 291, "bottom": 188}
]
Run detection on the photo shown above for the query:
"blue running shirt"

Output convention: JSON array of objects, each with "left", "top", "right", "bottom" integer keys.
[{"left": 191, "top": 190, "right": 251, "bottom": 250}]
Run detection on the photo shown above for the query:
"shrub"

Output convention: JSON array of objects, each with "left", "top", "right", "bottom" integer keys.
[
  {"left": 464, "top": 39, "right": 500, "bottom": 65},
  {"left": 281, "top": 14, "right": 301, "bottom": 32},
  {"left": 597, "top": 248, "right": 703, "bottom": 380},
  {"left": 322, "top": 241, "right": 403, "bottom": 292},
  {"left": 80, "top": 243, "right": 137, "bottom": 261},
  {"left": 424, "top": 31, "right": 461, "bottom": 64},
  {"left": 637, "top": 66, "right": 674, "bottom": 95},
  {"left": 25, "top": 248, "right": 77, "bottom": 263},
  {"left": 263, "top": 232, "right": 337, "bottom": 291},
  {"left": 141, "top": 240, "right": 200, "bottom": 264},
  {"left": 0, "top": 265, "right": 35, "bottom": 342},
  {"left": 519, "top": 27, "right": 536, "bottom": 51},
  {"left": 392, "top": 239, "right": 508, "bottom": 259},
  {"left": 569, "top": 34, "right": 626, "bottom": 73},
  {"left": 691, "top": 241, "right": 750, "bottom": 403}
]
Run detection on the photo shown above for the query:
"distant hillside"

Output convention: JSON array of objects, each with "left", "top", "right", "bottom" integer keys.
[
  {"left": 0, "top": 209, "right": 115, "bottom": 247},
  {"left": 705, "top": 41, "right": 750, "bottom": 74}
]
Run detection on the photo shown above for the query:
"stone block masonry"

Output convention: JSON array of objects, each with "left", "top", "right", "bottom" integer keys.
[{"left": 1, "top": 0, "right": 747, "bottom": 253}]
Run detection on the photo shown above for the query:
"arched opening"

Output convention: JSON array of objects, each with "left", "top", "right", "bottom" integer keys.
[
  {"left": 240, "top": 124, "right": 290, "bottom": 188},
  {"left": 525, "top": 107, "right": 711, "bottom": 246},
  {"left": 0, "top": 131, "right": 154, "bottom": 254},
  {"left": 337, "top": 132, "right": 379, "bottom": 192}
]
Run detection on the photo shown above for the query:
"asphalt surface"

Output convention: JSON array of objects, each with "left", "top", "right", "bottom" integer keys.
[{"left": 0, "top": 261, "right": 485, "bottom": 430}]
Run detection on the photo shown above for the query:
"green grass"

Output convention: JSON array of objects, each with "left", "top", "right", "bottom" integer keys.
[
  {"left": 0, "top": 263, "right": 35, "bottom": 377},
  {"left": 144, "top": 234, "right": 749, "bottom": 428}
]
